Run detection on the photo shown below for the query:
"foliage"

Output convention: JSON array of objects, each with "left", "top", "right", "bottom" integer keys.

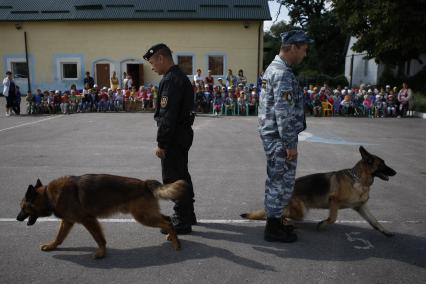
[
  {"left": 332, "top": 0, "right": 426, "bottom": 66},
  {"left": 266, "top": 1, "right": 347, "bottom": 76},
  {"left": 414, "top": 93, "right": 426, "bottom": 112},
  {"left": 378, "top": 66, "right": 426, "bottom": 92}
]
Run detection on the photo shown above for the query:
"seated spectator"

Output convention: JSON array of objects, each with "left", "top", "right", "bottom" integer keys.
[
  {"left": 41, "top": 90, "right": 49, "bottom": 114},
  {"left": 69, "top": 90, "right": 78, "bottom": 113},
  {"left": 26, "top": 90, "right": 34, "bottom": 114},
  {"left": 202, "top": 84, "right": 212, "bottom": 113},
  {"left": 212, "top": 88, "right": 223, "bottom": 116},
  {"left": 374, "top": 91, "right": 386, "bottom": 118},
  {"left": 98, "top": 87, "right": 109, "bottom": 112},
  {"left": 386, "top": 91, "right": 397, "bottom": 117},
  {"left": 34, "top": 89, "right": 42, "bottom": 114},
  {"left": 53, "top": 90, "right": 62, "bottom": 113},
  {"left": 107, "top": 88, "right": 115, "bottom": 111},
  {"left": 114, "top": 88, "right": 124, "bottom": 111},
  {"left": 47, "top": 90, "right": 55, "bottom": 114},
  {"left": 341, "top": 93, "right": 354, "bottom": 116},
  {"left": 362, "top": 91, "right": 373, "bottom": 116},
  {"left": 312, "top": 95, "right": 322, "bottom": 117},
  {"left": 238, "top": 90, "right": 247, "bottom": 115},
  {"left": 60, "top": 91, "right": 70, "bottom": 114}
]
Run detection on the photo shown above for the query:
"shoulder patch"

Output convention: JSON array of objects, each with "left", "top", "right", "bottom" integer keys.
[
  {"left": 160, "top": 96, "right": 168, "bottom": 108},
  {"left": 261, "top": 79, "right": 267, "bottom": 90},
  {"left": 282, "top": 91, "right": 293, "bottom": 102}
]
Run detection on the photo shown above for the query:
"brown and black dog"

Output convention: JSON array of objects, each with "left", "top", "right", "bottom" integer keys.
[
  {"left": 17, "top": 174, "right": 187, "bottom": 259},
  {"left": 241, "top": 146, "right": 397, "bottom": 237}
]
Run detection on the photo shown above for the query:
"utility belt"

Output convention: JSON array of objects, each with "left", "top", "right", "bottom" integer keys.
[{"left": 157, "top": 111, "right": 195, "bottom": 128}]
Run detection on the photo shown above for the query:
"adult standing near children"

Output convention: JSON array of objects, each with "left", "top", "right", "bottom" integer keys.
[
  {"left": 258, "top": 30, "right": 313, "bottom": 243},
  {"left": 2, "top": 71, "right": 17, "bottom": 116},
  {"left": 143, "top": 43, "right": 196, "bottom": 234}
]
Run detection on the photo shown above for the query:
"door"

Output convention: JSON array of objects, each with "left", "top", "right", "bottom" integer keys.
[
  {"left": 96, "top": 64, "right": 110, "bottom": 88},
  {"left": 126, "top": 64, "right": 144, "bottom": 88}
]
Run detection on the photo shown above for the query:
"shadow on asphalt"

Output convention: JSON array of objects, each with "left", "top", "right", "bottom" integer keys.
[
  {"left": 197, "top": 222, "right": 426, "bottom": 269},
  {"left": 49, "top": 222, "right": 425, "bottom": 270},
  {"left": 52, "top": 238, "right": 275, "bottom": 271}
]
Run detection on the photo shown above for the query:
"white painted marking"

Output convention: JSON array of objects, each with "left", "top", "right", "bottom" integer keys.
[
  {"left": 345, "top": 232, "right": 374, "bottom": 250},
  {"left": 0, "top": 218, "right": 421, "bottom": 224},
  {"left": 0, "top": 116, "right": 60, "bottom": 133}
]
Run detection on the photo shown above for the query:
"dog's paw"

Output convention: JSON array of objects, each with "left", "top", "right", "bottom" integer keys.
[
  {"left": 93, "top": 247, "right": 106, "bottom": 259},
  {"left": 383, "top": 231, "right": 395, "bottom": 237},
  {"left": 316, "top": 221, "right": 328, "bottom": 231},
  {"left": 40, "top": 243, "right": 57, "bottom": 251},
  {"left": 166, "top": 234, "right": 172, "bottom": 241}
]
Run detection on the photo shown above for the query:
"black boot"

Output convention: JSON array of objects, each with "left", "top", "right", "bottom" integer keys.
[
  {"left": 161, "top": 215, "right": 192, "bottom": 235},
  {"left": 264, "top": 218, "right": 297, "bottom": 243}
]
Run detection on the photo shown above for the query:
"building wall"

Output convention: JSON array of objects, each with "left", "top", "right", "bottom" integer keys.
[
  {"left": 344, "top": 37, "right": 379, "bottom": 87},
  {"left": 1, "top": 20, "right": 262, "bottom": 93}
]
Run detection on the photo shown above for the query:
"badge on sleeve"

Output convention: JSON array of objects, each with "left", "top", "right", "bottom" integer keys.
[
  {"left": 261, "top": 79, "right": 267, "bottom": 90},
  {"left": 282, "top": 92, "right": 293, "bottom": 103},
  {"left": 160, "top": 96, "right": 168, "bottom": 108}
]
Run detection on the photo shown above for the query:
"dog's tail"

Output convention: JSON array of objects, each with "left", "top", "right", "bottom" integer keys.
[
  {"left": 146, "top": 180, "right": 188, "bottom": 201},
  {"left": 240, "top": 209, "right": 266, "bottom": 220}
]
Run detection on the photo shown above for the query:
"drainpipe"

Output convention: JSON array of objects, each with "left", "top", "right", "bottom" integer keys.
[
  {"left": 257, "top": 21, "right": 262, "bottom": 79},
  {"left": 24, "top": 31, "right": 31, "bottom": 92}
]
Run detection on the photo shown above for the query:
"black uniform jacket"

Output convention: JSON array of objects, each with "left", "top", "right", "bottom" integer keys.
[{"left": 154, "top": 65, "right": 194, "bottom": 150}]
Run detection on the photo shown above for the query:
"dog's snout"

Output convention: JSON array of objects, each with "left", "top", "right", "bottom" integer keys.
[{"left": 16, "top": 210, "right": 29, "bottom": 222}]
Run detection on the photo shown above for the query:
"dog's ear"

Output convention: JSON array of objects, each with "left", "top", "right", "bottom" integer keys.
[
  {"left": 359, "top": 146, "right": 374, "bottom": 164},
  {"left": 35, "top": 179, "right": 42, "bottom": 188},
  {"left": 25, "top": 185, "right": 37, "bottom": 202}
]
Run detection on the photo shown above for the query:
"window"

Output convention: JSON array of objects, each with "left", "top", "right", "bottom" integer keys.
[
  {"left": 55, "top": 56, "right": 82, "bottom": 81},
  {"left": 62, "top": 63, "right": 78, "bottom": 79},
  {"left": 11, "top": 62, "right": 28, "bottom": 79},
  {"left": 208, "top": 55, "right": 224, "bottom": 76},
  {"left": 177, "top": 56, "right": 193, "bottom": 75}
]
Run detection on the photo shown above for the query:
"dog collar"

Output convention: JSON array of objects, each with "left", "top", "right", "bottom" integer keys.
[{"left": 346, "top": 168, "right": 361, "bottom": 182}]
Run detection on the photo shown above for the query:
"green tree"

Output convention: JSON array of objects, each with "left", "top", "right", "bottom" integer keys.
[
  {"left": 332, "top": 0, "right": 426, "bottom": 66},
  {"left": 269, "top": 0, "right": 347, "bottom": 76}
]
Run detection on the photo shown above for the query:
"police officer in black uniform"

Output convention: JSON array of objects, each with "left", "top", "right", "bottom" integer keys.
[{"left": 143, "top": 43, "right": 196, "bottom": 234}]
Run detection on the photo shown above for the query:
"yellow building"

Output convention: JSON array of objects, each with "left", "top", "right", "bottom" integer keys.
[{"left": 0, "top": 0, "right": 271, "bottom": 93}]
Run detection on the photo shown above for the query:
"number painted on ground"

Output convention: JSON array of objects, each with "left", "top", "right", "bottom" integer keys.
[{"left": 345, "top": 232, "right": 374, "bottom": 250}]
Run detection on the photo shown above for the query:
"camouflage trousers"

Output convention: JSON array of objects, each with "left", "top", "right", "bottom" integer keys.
[{"left": 261, "top": 137, "right": 297, "bottom": 218}]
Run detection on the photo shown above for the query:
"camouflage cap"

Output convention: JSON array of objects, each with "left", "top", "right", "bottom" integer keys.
[
  {"left": 143, "top": 43, "right": 171, "bottom": 61},
  {"left": 280, "top": 30, "right": 314, "bottom": 45}
]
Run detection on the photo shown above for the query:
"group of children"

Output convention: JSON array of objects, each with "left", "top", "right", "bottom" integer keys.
[
  {"left": 305, "top": 83, "right": 415, "bottom": 118},
  {"left": 25, "top": 84, "right": 158, "bottom": 115}
]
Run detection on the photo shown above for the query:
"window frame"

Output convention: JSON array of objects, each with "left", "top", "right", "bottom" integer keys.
[
  {"left": 55, "top": 56, "right": 82, "bottom": 81},
  {"left": 206, "top": 53, "right": 226, "bottom": 77}
]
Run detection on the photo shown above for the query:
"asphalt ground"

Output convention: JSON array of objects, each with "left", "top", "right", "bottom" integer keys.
[{"left": 1, "top": 100, "right": 425, "bottom": 283}]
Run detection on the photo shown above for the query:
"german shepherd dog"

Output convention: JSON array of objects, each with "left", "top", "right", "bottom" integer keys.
[
  {"left": 241, "top": 146, "right": 397, "bottom": 237},
  {"left": 16, "top": 174, "right": 187, "bottom": 259}
]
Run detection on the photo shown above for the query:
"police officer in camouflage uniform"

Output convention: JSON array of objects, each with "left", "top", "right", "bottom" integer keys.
[
  {"left": 143, "top": 43, "right": 196, "bottom": 234},
  {"left": 258, "top": 30, "right": 313, "bottom": 242}
]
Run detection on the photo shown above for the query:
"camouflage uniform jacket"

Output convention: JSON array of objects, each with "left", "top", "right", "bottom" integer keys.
[{"left": 258, "top": 55, "right": 306, "bottom": 149}]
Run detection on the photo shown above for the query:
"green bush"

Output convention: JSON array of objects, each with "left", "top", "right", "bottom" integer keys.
[{"left": 414, "top": 93, "right": 426, "bottom": 113}]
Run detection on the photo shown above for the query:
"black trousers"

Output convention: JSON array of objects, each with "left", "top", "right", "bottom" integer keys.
[{"left": 161, "top": 127, "right": 194, "bottom": 222}]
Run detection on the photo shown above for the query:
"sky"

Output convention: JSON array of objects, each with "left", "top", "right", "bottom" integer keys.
[{"left": 263, "top": 1, "right": 290, "bottom": 31}]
